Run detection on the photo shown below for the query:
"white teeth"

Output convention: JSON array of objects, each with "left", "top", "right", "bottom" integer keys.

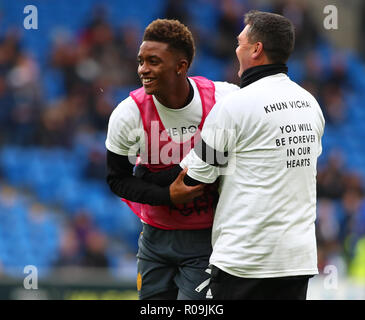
[{"left": 143, "top": 79, "right": 153, "bottom": 84}]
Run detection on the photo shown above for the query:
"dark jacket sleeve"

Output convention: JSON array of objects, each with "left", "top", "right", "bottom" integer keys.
[
  {"left": 106, "top": 150, "right": 172, "bottom": 205},
  {"left": 134, "top": 164, "right": 182, "bottom": 186},
  {"left": 135, "top": 163, "right": 202, "bottom": 186}
]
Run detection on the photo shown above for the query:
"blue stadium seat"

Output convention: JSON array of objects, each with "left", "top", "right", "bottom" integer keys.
[
  {"left": 191, "top": 53, "right": 227, "bottom": 81},
  {"left": 287, "top": 58, "right": 305, "bottom": 83},
  {"left": 186, "top": 0, "right": 219, "bottom": 34},
  {"left": 54, "top": 178, "right": 85, "bottom": 214},
  {"left": 41, "top": 69, "right": 66, "bottom": 102},
  {"left": 112, "top": 86, "right": 137, "bottom": 106}
]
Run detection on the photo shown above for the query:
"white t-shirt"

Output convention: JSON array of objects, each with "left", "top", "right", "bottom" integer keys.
[
  {"left": 181, "top": 73, "right": 325, "bottom": 278},
  {"left": 105, "top": 78, "right": 239, "bottom": 158}
]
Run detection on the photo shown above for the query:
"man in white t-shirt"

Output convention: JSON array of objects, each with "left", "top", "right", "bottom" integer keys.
[
  {"left": 105, "top": 19, "right": 239, "bottom": 300},
  {"left": 139, "top": 11, "right": 325, "bottom": 300}
]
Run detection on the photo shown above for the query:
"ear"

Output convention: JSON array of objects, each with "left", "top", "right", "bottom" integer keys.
[
  {"left": 252, "top": 42, "right": 264, "bottom": 60},
  {"left": 176, "top": 58, "right": 189, "bottom": 75}
]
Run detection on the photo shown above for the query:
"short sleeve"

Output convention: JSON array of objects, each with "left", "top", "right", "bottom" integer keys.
[
  {"left": 214, "top": 81, "right": 240, "bottom": 102},
  {"left": 200, "top": 98, "right": 237, "bottom": 153},
  {"left": 181, "top": 97, "right": 238, "bottom": 184},
  {"left": 105, "top": 96, "right": 144, "bottom": 157},
  {"left": 182, "top": 149, "right": 220, "bottom": 184}
]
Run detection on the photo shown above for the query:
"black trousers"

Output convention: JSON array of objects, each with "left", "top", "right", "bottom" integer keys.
[
  {"left": 137, "top": 224, "right": 212, "bottom": 300},
  {"left": 209, "top": 265, "right": 311, "bottom": 300}
]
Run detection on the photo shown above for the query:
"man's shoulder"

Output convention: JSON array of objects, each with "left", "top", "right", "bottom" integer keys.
[
  {"left": 288, "top": 79, "right": 320, "bottom": 101},
  {"left": 213, "top": 80, "right": 240, "bottom": 91},
  {"left": 189, "top": 76, "right": 239, "bottom": 91},
  {"left": 211, "top": 81, "right": 240, "bottom": 102},
  {"left": 115, "top": 95, "right": 139, "bottom": 112}
]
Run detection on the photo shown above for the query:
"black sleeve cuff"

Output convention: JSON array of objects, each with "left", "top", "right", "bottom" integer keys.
[{"left": 183, "top": 174, "right": 202, "bottom": 186}]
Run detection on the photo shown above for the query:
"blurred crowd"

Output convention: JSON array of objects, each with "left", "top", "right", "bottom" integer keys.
[
  {"left": 54, "top": 212, "right": 109, "bottom": 269},
  {"left": 0, "top": 0, "right": 365, "bottom": 281}
]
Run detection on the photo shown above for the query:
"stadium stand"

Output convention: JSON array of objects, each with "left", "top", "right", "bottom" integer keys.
[{"left": 0, "top": 0, "right": 364, "bottom": 296}]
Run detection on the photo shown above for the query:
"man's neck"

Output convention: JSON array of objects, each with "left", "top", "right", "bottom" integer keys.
[
  {"left": 240, "top": 63, "right": 288, "bottom": 88},
  {"left": 155, "top": 78, "right": 192, "bottom": 109}
]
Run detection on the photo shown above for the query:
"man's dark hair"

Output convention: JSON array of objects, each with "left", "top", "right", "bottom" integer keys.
[
  {"left": 143, "top": 19, "right": 195, "bottom": 68},
  {"left": 244, "top": 10, "right": 295, "bottom": 64}
]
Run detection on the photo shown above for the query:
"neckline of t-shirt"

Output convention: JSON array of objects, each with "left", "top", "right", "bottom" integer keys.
[{"left": 152, "top": 78, "right": 200, "bottom": 113}]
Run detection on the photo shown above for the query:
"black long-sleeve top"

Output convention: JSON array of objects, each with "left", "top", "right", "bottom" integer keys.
[{"left": 106, "top": 150, "right": 173, "bottom": 206}]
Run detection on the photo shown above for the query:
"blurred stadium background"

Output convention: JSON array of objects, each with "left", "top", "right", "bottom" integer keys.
[{"left": 0, "top": 0, "right": 364, "bottom": 300}]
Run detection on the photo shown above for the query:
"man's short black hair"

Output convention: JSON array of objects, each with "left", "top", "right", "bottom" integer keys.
[
  {"left": 244, "top": 10, "right": 295, "bottom": 64},
  {"left": 143, "top": 19, "right": 195, "bottom": 68}
]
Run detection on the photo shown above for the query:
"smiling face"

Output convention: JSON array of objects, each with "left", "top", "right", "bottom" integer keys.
[
  {"left": 137, "top": 41, "right": 183, "bottom": 97},
  {"left": 236, "top": 25, "right": 256, "bottom": 78}
]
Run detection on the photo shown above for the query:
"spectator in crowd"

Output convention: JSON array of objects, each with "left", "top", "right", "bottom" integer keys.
[
  {"left": 342, "top": 188, "right": 364, "bottom": 258},
  {"left": 54, "top": 212, "right": 109, "bottom": 269},
  {"left": 317, "top": 150, "right": 346, "bottom": 199},
  {"left": 0, "top": 75, "right": 15, "bottom": 144},
  {"left": 54, "top": 226, "right": 82, "bottom": 268},
  {"left": 273, "top": 0, "right": 319, "bottom": 54},
  {"left": 164, "top": 0, "right": 191, "bottom": 26},
  {"left": 359, "top": 1, "right": 365, "bottom": 60},
  {"left": 81, "top": 230, "right": 109, "bottom": 269},
  {"left": 320, "top": 83, "right": 347, "bottom": 126},
  {"left": 213, "top": 0, "right": 245, "bottom": 60}
]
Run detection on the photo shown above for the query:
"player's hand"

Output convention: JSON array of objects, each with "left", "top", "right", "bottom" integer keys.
[{"left": 169, "top": 168, "right": 205, "bottom": 205}]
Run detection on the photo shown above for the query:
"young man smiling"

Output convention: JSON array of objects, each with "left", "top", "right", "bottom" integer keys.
[{"left": 105, "top": 19, "right": 238, "bottom": 300}]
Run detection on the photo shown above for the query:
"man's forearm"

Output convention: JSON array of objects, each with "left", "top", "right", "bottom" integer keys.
[
  {"left": 106, "top": 150, "right": 171, "bottom": 206},
  {"left": 136, "top": 164, "right": 183, "bottom": 187},
  {"left": 107, "top": 174, "right": 171, "bottom": 205},
  {"left": 135, "top": 163, "right": 202, "bottom": 187}
]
